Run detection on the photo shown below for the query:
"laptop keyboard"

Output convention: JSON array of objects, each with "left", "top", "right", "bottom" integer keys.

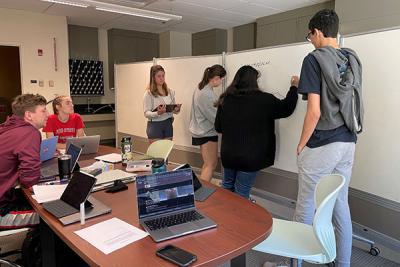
[
  {"left": 43, "top": 200, "right": 78, "bottom": 218},
  {"left": 144, "top": 210, "right": 204, "bottom": 231}
]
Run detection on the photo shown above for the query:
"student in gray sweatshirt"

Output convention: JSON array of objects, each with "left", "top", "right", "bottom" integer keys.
[{"left": 189, "top": 64, "right": 226, "bottom": 182}]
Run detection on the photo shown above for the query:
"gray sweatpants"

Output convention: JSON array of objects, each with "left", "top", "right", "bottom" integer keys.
[{"left": 293, "top": 142, "right": 355, "bottom": 267}]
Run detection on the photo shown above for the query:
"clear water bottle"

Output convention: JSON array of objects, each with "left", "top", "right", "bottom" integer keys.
[
  {"left": 121, "top": 136, "right": 132, "bottom": 166},
  {"left": 151, "top": 158, "right": 167, "bottom": 173}
]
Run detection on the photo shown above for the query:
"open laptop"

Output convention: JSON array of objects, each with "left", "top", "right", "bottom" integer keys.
[
  {"left": 136, "top": 169, "right": 217, "bottom": 242},
  {"left": 66, "top": 135, "right": 100, "bottom": 155},
  {"left": 42, "top": 172, "right": 97, "bottom": 218},
  {"left": 40, "top": 136, "right": 58, "bottom": 162},
  {"left": 40, "top": 143, "right": 82, "bottom": 181},
  {"left": 173, "top": 164, "right": 216, "bottom": 202}
]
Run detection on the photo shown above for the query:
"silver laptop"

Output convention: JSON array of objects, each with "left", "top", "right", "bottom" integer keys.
[
  {"left": 66, "top": 135, "right": 100, "bottom": 155},
  {"left": 40, "top": 143, "right": 82, "bottom": 181},
  {"left": 136, "top": 169, "right": 217, "bottom": 242}
]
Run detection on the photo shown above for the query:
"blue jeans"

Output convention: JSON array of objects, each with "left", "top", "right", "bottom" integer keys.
[{"left": 222, "top": 168, "right": 258, "bottom": 199}]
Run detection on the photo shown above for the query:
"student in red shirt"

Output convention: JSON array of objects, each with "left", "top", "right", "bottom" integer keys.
[{"left": 43, "top": 95, "right": 85, "bottom": 149}]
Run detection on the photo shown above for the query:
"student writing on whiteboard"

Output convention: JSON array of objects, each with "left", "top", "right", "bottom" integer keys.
[
  {"left": 189, "top": 64, "right": 226, "bottom": 182},
  {"left": 44, "top": 95, "right": 86, "bottom": 150},
  {"left": 293, "top": 9, "right": 363, "bottom": 267},
  {"left": 143, "top": 65, "right": 181, "bottom": 143},
  {"left": 215, "top": 66, "right": 298, "bottom": 199}
]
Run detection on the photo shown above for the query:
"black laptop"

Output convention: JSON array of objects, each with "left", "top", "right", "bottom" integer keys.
[
  {"left": 136, "top": 169, "right": 217, "bottom": 242},
  {"left": 42, "top": 172, "right": 97, "bottom": 218},
  {"left": 40, "top": 143, "right": 82, "bottom": 181}
]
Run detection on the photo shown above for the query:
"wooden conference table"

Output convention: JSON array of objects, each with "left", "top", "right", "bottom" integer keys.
[{"left": 23, "top": 146, "right": 273, "bottom": 267}]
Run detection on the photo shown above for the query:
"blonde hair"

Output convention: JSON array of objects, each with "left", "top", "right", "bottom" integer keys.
[
  {"left": 147, "top": 65, "right": 169, "bottom": 97},
  {"left": 52, "top": 95, "right": 69, "bottom": 115}
]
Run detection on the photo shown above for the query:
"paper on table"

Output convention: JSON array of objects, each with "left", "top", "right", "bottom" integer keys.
[
  {"left": 74, "top": 218, "right": 148, "bottom": 254},
  {"left": 94, "top": 153, "right": 122, "bottom": 163},
  {"left": 32, "top": 184, "right": 67, "bottom": 203}
]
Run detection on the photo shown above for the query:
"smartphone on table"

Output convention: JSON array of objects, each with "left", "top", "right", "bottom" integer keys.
[{"left": 156, "top": 245, "right": 197, "bottom": 266}]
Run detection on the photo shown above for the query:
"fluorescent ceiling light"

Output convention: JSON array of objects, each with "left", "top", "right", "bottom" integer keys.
[
  {"left": 41, "top": 0, "right": 89, "bottom": 8},
  {"left": 91, "top": 1, "right": 182, "bottom": 21},
  {"left": 42, "top": 0, "right": 182, "bottom": 22}
]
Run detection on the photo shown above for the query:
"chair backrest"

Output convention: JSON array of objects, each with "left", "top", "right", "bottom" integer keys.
[
  {"left": 146, "top": 140, "right": 174, "bottom": 160},
  {"left": 313, "top": 174, "right": 345, "bottom": 263}
]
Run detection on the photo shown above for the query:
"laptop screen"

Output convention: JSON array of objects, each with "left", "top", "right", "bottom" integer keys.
[
  {"left": 136, "top": 169, "right": 195, "bottom": 220},
  {"left": 66, "top": 143, "right": 82, "bottom": 170},
  {"left": 60, "top": 172, "right": 97, "bottom": 210}
]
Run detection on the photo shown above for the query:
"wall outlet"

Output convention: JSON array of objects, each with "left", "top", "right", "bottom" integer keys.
[
  {"left": 49, "top": 80, "right": 54, "bottom": 87},
  {"left": 39, "top": 80, "right": 44, "bottom": 87}
]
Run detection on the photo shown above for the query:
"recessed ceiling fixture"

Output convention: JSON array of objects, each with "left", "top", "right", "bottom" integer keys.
[{"left": 41, "top": 0, "right": 182, "bottom": 21}]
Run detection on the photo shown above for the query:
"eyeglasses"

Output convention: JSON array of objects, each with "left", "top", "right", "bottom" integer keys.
[{"left": 305, "top": 31, "right": 313, "bottom": 42}]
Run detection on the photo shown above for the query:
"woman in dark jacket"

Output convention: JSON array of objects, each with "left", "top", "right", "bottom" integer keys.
[{"left": 215, "top": 65, "right": 299, "bottom": 199}]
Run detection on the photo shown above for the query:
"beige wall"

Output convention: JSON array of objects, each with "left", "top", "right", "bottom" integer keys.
[
  {"left": 169, "top": 31, "right": 191, "bottom": 57},
  {"left": 0, "top": 8, "right": 70, "bottom": 102},
  {"left": 256, "top": 1, "right": 334, "bottom": 48},
  {"left": 159, "top": 31, "right": 191, "bottom": 58},
  {"left": 336, "top": 0, "right": 400, "bottom": 35}
]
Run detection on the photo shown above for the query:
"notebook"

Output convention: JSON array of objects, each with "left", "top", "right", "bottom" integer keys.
[{"left": 136, "top": 169, "right": 217, "bottom": 242}]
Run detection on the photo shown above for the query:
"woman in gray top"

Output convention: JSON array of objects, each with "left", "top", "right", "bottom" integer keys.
[
  {"left": 189, "top": 64, "right": 226, "bottom": 181},
  {"left": 143, "top": 65, "right": 181, "bottom": 143}
]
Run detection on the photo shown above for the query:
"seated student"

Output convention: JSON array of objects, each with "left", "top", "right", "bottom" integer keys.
[
  {"left": 215, "top": 66, "right": 299, "bottom": 199},
  {"left": 43, "top": 95, "right": 85, "bottom": 150},
  {"left": 0, "top": 94, "right": 48, "bottom": 228}
]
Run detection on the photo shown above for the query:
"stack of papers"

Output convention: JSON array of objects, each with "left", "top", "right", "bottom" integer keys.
[
  {"left": 32, "top": 184, "right": 67, "bottom": 203},
  {"left": 74, "top": 218, "right": 148, "bottom": 254},
  {"left": 95, "top": 153, "right": 122, "bottom": 163}
]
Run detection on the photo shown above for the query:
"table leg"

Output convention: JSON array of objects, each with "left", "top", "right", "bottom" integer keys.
[
  {"left": 231, "top": 253, "right": 246, "bottom": 267},
  {"left": 40, "top": 219, "right": 57, "bottom": 267}
]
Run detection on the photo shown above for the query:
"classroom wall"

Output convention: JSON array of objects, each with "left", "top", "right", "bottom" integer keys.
[
  {"left": 69, "top": 26, "right": 114, "bottom": 105},
  {"left": 336, "top": 0, "right": 400, "bottom": 35},
  {"left": 0, "top": 8, "right": 70, "bottom": 102},
  {"left": 192, "top": 29, "right": 227, "bottom": 56},
  {"left": 108, "top": 29, "right": 159, "bottom": 89},
  {"left": 159, "top": 31, "right": 192, "bottom": 58},
  {"left": 256, "top": 1, "right": 334, "bottom": 48},
  {"left": 233, "top": 23, "right": 256, "bottom": 51},
  {"left": 68, "top": 25, "right": 98, "bottom": 60}
]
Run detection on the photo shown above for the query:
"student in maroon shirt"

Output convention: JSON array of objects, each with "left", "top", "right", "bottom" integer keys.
[
  {"left": 0, "top": 94, "right": 48, "bottom": 228},
  {"left": 43, "top": 95, "right": 85, "bottom": 150}
]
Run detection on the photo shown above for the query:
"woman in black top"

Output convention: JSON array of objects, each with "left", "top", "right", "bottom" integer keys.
[{"left": 215, "top": 65, "right": 299, "bottom": 199}]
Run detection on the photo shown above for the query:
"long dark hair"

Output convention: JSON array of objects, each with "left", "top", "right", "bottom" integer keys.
[
  {"left": 216, "top": 65, "right": 260, "bottom": 107},
  {"left": 147, "top": 65, "right": 169, "bottom": 97},
  {"left": 198, "top": 64, "right": 226, "bottom": 90}
]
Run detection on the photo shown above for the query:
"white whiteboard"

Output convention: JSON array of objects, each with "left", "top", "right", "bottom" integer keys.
[
  {"left": 343, "top": 29, "right": 400, "bottom": 203},
  {"left": 115, "top": 61, "right": 153, "bottom": 138},
  {"left": 116, "top": 55, "right": 222, "bottom": 148},
  {"left": 225, "top": 43, "right": 313, "bottom": 172},
  {"left": 156, "top": 55, "right": 222, "bottom": 148}
]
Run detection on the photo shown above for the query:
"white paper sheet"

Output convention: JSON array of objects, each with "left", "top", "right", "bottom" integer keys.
[
  {"left": 74, "top": 218, "right": 148, "bottom": 254},
  {"left": 32, "top": 184, "right": 67, "bottom": 203}
]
